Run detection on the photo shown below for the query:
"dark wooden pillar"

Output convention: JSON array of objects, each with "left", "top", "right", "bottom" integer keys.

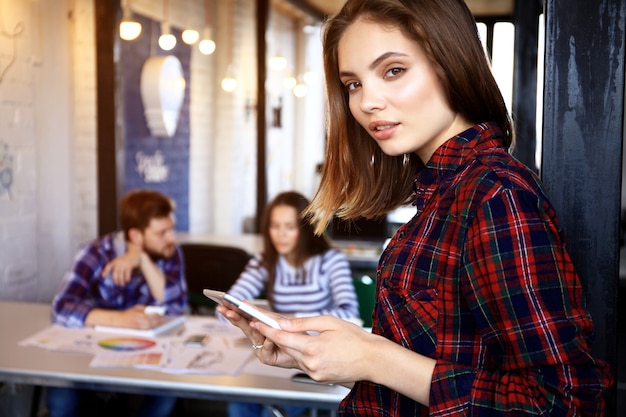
[
  {"left": 95, "top": 0, "right": 121, "bottom": 235},
  {"left": 511, "top": 0, "right": 542, "bottom": 171},
  {"left": 542, "top": 1, "right": 625, "bottom": 414},
  {"left": 256, "top": 0, "right": 269, "bottom": 232}
]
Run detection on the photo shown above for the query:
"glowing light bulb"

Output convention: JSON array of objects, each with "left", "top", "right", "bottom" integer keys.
[
  {"left": 199, "top": 39, "right": 216, "bottom": 55},
  {"left": 283, "top": 76, "right": 297, "bottom": 90},
  {"left": 182, "top": 29, "right": 199, "bottom": 45},
  {"left": 199, "top": 26, "right": 216, "bottom": 55},
  {"left": 293, "top": 83, "right": 308, "bottom": 97},
  {"left": 119, "top": 7, "right": 141, "bottom": 40},
  {"left": 221, "top": 77, "right": 237, "bottom": 92},
  {"left": 159, "top": 22, "right": 176, "bottom": 51},
  {"left": 269, "top": 55, "right": 287, "bottom": 71}
]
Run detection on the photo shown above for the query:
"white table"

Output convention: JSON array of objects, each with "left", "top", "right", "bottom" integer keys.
[{"left": 0, "top": 301, "right": 350, "bottom": 411}]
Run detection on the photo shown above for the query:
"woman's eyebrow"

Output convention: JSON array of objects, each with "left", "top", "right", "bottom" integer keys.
[
  {"left": 368, "top": 51, "right": 407, "bottom": 70},
  {"left": 339, "top": 51, "right": 408, "bottom": 78}
]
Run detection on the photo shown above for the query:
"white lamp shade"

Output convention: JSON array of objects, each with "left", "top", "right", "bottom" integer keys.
[
  {"left": 293, "top": 83, "right": 308, "bottom": 97},
  {"left": 269, "top": 55, "right": 287, "bottom": 71},
  {"left": 140, "top": 56, "right": 186, "bottom": 137},
  {"left": 120, "top": 20, "right": 142, "bottom": 40},
  {"left": 182, "top": 29, "right": 199, "bottom": 45},
  {"left": 199, "top": 39, "right": 216, "bottom": 55},
  {"left": 159, "top": 33, "right": 177, "bottom": 50},
  {"left": 283, "top": 76, "right": 297, "bottom": 90},
  {"left": 221, "top": 77, "right": 237, "bottom": 92}
]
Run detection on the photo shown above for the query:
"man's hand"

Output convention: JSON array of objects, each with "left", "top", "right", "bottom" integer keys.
[
  {"left": 85, "top": 305, "right": 166, "bottom": 329},
  {"left": 102, "top": 243, "right": 143, "bottom": 286}
]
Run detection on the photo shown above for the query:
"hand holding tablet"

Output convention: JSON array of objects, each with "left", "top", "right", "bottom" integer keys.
[{"left": 203, "top": 289, "right": 281, "bottom": 329}]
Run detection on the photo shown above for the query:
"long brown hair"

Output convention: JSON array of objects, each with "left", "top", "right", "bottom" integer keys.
[
  {"left": 261, "top": 191, "right": 331, "bottom": 304},
  {"left": 305, "top": 0, "right": 513, "bottom": 234}
]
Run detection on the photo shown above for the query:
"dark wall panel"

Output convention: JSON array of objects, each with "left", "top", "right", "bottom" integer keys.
[
  {"left": 542, "top": 1, "right": 625, "bottom": 414},
  {"left": 119, "top": 14, "right": 191, "bottom": 231}
]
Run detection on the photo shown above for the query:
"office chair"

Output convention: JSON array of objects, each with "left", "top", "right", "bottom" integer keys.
[
  {"left": 180, "top": 243, "right": 251, "bottom": 314},
  {"left": 353, "top": 273, "right": 377, "bottom": 328}
]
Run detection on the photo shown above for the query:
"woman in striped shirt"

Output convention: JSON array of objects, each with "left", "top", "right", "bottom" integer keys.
[
  {"left": 226, "top": 191, "right": 360, "bottom": 417},
  {"left": 227, "top": 191, "right": 359, "bottom": 321}
]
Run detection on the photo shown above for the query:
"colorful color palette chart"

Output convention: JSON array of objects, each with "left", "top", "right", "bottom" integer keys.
[{"left": 98, "top": 337, "right": 156, "bottom": 351}]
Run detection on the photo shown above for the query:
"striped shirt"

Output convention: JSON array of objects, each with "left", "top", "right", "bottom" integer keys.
[
  {"left": 340, "top": 123, "right": 612, "bottom": 416},
  {"left": 227, "top": 248, "right": 360, "bottom": 320},
  {"left": 51, "top": 231, "right": 188, "bottom": 327}
]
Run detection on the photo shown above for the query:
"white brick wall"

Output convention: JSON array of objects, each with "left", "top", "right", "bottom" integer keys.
[
  {"left": 0, "top": 0, "right": 259, "bottom": 301},
  {"left": 0, "top": 0, "right": 45, "bottom": 301},
  {"left": 0, "top": 0, "right": 323, "bottom": 303}
]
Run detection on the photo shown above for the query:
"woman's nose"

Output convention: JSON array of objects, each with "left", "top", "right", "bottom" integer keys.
[{"left": 359, "top": 86, "right": 385, "bottom": 113}]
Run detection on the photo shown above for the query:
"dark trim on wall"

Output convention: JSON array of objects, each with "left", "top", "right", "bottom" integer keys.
[
  {"left": 284, "top": 0, "right": 325, "bottom": 20},
  {"left": 542, "top": 0, "right": 624, "bottom": 414},
  {"left": 511, "top": 0, "right": 541, "bottom": 171},
  {"left": 95, "top": 0, "right": 120, "bottom": 235}
]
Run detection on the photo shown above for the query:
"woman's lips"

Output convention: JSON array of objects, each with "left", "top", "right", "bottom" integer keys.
[{"left": 369, "top": 122, "right": 399, "bottom": 140}]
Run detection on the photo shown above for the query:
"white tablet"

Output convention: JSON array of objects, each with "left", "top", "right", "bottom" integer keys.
[{"left": 203, "top": 289, "right": 281, "bottom": 329}]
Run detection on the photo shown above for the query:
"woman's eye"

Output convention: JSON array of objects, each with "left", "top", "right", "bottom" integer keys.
[
  {"left": 385, "top": 67, "right": 404, "bottom": 78},
  {"left": 345, "top": 81, "right": 361, "bottom": 91}
]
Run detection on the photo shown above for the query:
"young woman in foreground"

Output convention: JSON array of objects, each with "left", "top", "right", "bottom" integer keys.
[{"left": 219, "top": 0, "right": 613, "bottom": 415}]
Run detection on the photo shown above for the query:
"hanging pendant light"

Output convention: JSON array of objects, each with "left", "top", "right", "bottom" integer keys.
[
  {"left": 221, "top": 0, "right": 237, "bottom": 92},
  {"left": 269, "top": 10, "right": 287, "bottom": 71},
  {"left": 199, "top": 0, "right": 216, "bottom": 55},
  {"left": 158, "top": 0, "right": 176, "bottom": 51},
  {"left": 119, "top": 0, "right": 142, "bottom": 41},
  {"left": 182, "top": 28, "right": 199, "bottom": 45}
]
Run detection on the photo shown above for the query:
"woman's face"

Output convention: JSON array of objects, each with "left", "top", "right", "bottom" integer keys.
[
  {"left": 337, "top": 18, "right": 472, "bottom": 163},
  {"left": 268, "top": 204, "right": 300, "bottom": 260}
]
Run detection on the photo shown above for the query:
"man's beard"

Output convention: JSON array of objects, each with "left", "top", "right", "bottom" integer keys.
[{"left": 144, "top": 244, "right": 175, "bottom": 261}]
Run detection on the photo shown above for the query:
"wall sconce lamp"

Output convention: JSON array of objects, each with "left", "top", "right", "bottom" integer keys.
[{"left": 120, "top": 0, "right": 142, "bottom": 41}]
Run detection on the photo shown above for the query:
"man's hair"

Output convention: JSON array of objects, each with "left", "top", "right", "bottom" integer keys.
[{"left": 119, "top": 189, "right": 175, "bottom": 240}]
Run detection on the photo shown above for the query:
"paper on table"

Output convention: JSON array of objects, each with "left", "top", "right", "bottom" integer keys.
[
  {"left": 90, "top": 350, "right": 166, "bottom": 369},
  {"left": 94, "top": 315, "right": 186, "bottom": 337},
  {"left": 20, "top": 316, "right": 257, "bottom": 376},
  {"left": 158, "top": 316, "right": 254, "bottom": 375},
  {"left": 19, "top": 324, "right": 101, "bottom": 355}
]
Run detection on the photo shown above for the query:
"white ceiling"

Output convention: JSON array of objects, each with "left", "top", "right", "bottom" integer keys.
[{"left": 305, "top": 0, "right": 514, "bottom": 18}]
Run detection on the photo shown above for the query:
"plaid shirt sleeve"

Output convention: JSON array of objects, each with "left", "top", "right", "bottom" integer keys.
[
  {"left": 51, "top": 242, "right": 111, "bottom": 327},
  {"left": 429, "top": 188, "right": 613, "bottom": 416},
  {"left": 52, "top": 238, "right": 187, "bottom": 326}
]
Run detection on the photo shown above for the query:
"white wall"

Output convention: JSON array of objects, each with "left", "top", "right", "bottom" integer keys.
[{"left": 0, "top": 0, "right": 91, "bottom": 303}]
